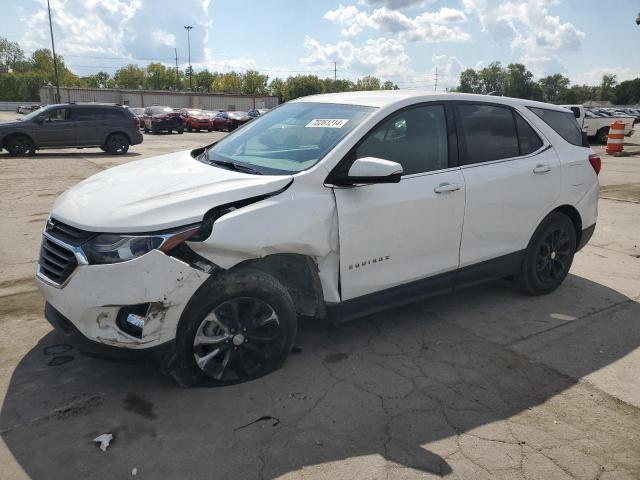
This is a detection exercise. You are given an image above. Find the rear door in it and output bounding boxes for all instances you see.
[455,102,561,279]
[73,107,104,146]
[333,103,466,300]
[33,107,74,147]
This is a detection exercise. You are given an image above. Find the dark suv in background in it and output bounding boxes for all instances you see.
[0,103,143,156]
[142,106,184,134]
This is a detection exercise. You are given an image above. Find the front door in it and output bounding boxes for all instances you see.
[33,107,74,147]
[333,103,466,301]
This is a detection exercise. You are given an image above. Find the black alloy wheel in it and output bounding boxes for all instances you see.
[192,297,286,382]
[105,133,130,154]
[6,135,35,156]
[515,212,576,295]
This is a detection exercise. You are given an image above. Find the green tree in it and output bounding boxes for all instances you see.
[145,62,175,90]
[112,64,145,89]
[83,71,111,88]
[212,71,243,94]
[458,68,482,93]
[538,74,570,103]
[382,80,398,90]
[598,74,617,102]
[478,62,506,95]
[241,70,269,95]
[0,37,24,71]
[504,63,537,99]
[194,69,215,92]
[269,77,286,101]
[614,78,640,105]
[355,75,381,91]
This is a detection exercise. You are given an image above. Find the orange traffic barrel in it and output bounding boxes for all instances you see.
[605,121,625,154]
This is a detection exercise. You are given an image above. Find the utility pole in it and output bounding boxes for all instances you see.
[184,25,193,90]
[174,48,179,90]
[434,67,438,92]
[47,0,61,103]
[334,61,337,83]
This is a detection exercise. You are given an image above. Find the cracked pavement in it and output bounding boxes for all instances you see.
[0,114,639,479]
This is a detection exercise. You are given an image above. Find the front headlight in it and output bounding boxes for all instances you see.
[83,225,202,264]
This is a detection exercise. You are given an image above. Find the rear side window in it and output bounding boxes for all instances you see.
[458,104,519,164]
[528,107,582,146]
[515,112,543,155]
[104,108,127,119]
[75,108,103,121]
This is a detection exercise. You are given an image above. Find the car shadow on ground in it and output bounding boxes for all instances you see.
[1,274,638,479]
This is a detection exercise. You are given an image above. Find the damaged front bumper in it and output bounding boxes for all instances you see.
[36,250,210,351]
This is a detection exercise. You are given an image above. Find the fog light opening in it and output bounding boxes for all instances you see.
[116,303,150,338]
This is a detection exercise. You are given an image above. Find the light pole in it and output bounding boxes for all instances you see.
[184,25,193,90]
[47,0,61,103]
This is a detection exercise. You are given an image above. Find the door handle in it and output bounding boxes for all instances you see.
[533,164,551,174]
[434,182,462,194]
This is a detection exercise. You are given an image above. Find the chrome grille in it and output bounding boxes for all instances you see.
[45,218,95,246]
[38,236,79,285]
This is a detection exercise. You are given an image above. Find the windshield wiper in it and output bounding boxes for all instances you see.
[207,158,263,175]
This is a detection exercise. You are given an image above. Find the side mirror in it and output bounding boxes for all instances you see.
[345,157,403,185]
[36,116,46,124]
[570,107,581,119]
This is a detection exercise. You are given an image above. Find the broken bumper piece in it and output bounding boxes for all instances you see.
[37,250,210,350]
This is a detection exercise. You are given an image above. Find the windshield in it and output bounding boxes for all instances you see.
[149,106,172,115]
[187,110,203,115]
[21,106,50,121]
[205,102,375,174]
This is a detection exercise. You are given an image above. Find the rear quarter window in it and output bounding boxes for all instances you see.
[528,107,583,146]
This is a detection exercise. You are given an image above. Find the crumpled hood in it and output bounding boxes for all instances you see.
[52,149,293,233]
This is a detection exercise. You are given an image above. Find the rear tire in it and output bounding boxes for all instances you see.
[596,127,609,145]
[170,269,297,387]
[177,127,184,134]
[515,212,576,295]
[5,135,35,157]
[104,133,130,154]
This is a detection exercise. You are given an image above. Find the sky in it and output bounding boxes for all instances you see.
[3,0,639,90]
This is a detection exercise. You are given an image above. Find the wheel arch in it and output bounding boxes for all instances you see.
[550,204,582,247]
[1,131,37,149]
[230,253,326,319]
[102,130,132,146]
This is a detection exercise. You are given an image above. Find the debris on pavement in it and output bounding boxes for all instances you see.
[234,415,280,431]
[93,433,113,452]
[132,467,138,476]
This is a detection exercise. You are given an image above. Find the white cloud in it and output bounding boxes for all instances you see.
[324,4,470,42]
[152,29,176,48]
[302,36,411,78]
[462,0,585,73]
[573,67,636,86]
[357,0,432,8]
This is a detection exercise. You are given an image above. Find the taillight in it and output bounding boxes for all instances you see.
[588,154,601,175]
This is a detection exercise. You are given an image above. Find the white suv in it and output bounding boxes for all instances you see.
[36,91,600,386]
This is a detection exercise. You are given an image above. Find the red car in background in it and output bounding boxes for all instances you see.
[211,111,251,131]
[180,109,213,132]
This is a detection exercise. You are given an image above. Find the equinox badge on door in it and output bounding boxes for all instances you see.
[348,256,390,270]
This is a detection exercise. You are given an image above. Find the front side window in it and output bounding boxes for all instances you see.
[43,107,71,122]
[529,107,583,147]
[458,104,519,164]
[205,102,375,174]
[355,104,449,175]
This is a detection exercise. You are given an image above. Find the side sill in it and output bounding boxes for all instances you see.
[325,250,525,324]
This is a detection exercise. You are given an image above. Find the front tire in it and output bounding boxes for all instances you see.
[6,135,35,157]
[515,212,576,295]
[170,269,297,387]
